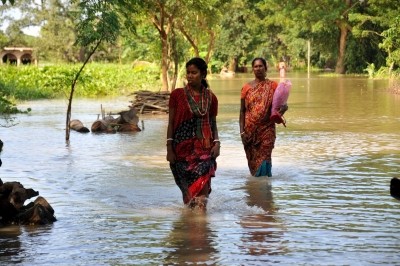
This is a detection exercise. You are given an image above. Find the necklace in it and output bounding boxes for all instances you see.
[186,85,209,116]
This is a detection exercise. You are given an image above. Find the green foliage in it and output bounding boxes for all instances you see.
[214,0,252,66]
[0,65,55,99]
[0,63,161,100]
[349,1,400,74]
[364,63,375,78]
[0,91,25,114]
[345,34,387,74]
[0,78,31,127]
[1,0,14,5]
[0,96,30,114]
[1,0,400,78]
[0,31,8,47]
[380,16,400,69]
[39,1,80,62]
[122,23,161,63]
[75,1,120,47]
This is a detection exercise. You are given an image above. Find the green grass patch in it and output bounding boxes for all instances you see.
[0,63,162,100]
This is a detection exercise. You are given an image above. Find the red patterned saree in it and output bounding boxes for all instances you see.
[169,86,218,204]
[241,79,278,176]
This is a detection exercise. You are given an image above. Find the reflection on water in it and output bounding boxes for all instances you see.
[164,209,218,265]
[1,73,400,265]
[239,178,287,258]
[0,226,22,262]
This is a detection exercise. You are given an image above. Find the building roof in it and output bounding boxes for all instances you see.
[3,47,34,52]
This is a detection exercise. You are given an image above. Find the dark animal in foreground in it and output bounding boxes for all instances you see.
[390,177,400,200]
[0,178,56,225]
[17,196,56,225]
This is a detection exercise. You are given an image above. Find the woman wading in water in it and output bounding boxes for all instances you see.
[166,57,220,209]
[239,57,287,177]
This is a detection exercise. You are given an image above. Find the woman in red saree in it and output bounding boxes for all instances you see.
[239,58,286,177]
[166,58,220,209]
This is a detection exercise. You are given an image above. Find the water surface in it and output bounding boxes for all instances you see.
[1,73,399,265]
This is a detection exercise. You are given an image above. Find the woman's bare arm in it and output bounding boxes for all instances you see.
[166,107,176,163]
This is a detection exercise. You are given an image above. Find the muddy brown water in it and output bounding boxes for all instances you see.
[1,72,399,265]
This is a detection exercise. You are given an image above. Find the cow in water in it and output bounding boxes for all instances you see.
[69,119,90,133]
[91,108,141,133]
[0,179,57,225]
[0,140,57,225]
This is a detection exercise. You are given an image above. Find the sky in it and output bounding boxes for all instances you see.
[1,23,40,37]
[0,7,40,37]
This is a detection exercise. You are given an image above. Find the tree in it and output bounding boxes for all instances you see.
[0,0,78,62]
[0,30,9,47]
[350,0,400,75]
[36,1,80,62]
[174,0,225,63]
[166,0,225,88]
[65,0,140,141]
[136,0,226,91]
[1,0,15,4]
[261,0,367,74]
[246,0,291,67]
[379,16,400,75]
[137,0,174,91]
[4,20,28,46]
[214,0,252,71]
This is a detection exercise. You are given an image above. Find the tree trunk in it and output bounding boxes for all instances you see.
[152,4,170,92]
[335,22,348,74]
[335,0,352,74]
[66,39,102,141]
[177,22,199,57]
[228,57,238,72]
[160,31,169,91]
[170,28,179,91]
[205,30,215,67]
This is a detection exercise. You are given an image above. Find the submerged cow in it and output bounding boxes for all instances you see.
[91,108,141,133]
[70,108,141,133]
[0,141,56,226]
[0,179,57,225]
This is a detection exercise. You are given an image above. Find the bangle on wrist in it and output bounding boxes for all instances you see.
[166,138,173,146]
[213,139,220,147]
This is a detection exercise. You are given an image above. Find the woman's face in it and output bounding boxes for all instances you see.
[252,59,267,79]
[186,64,203,87]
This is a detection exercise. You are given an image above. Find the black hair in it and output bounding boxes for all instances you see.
[251,57,267,70]
[186,57,209,88]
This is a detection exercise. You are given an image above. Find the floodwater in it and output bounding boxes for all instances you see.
[1,72,399,265]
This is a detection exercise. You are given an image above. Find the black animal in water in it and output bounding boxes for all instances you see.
[390,177,400,200]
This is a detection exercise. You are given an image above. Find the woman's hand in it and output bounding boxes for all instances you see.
[279,104,288,115]
[166,146,176,163]
[210,143,220,159]
[241,131,249,145]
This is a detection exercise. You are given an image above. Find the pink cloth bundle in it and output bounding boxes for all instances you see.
[270,79,292,126]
